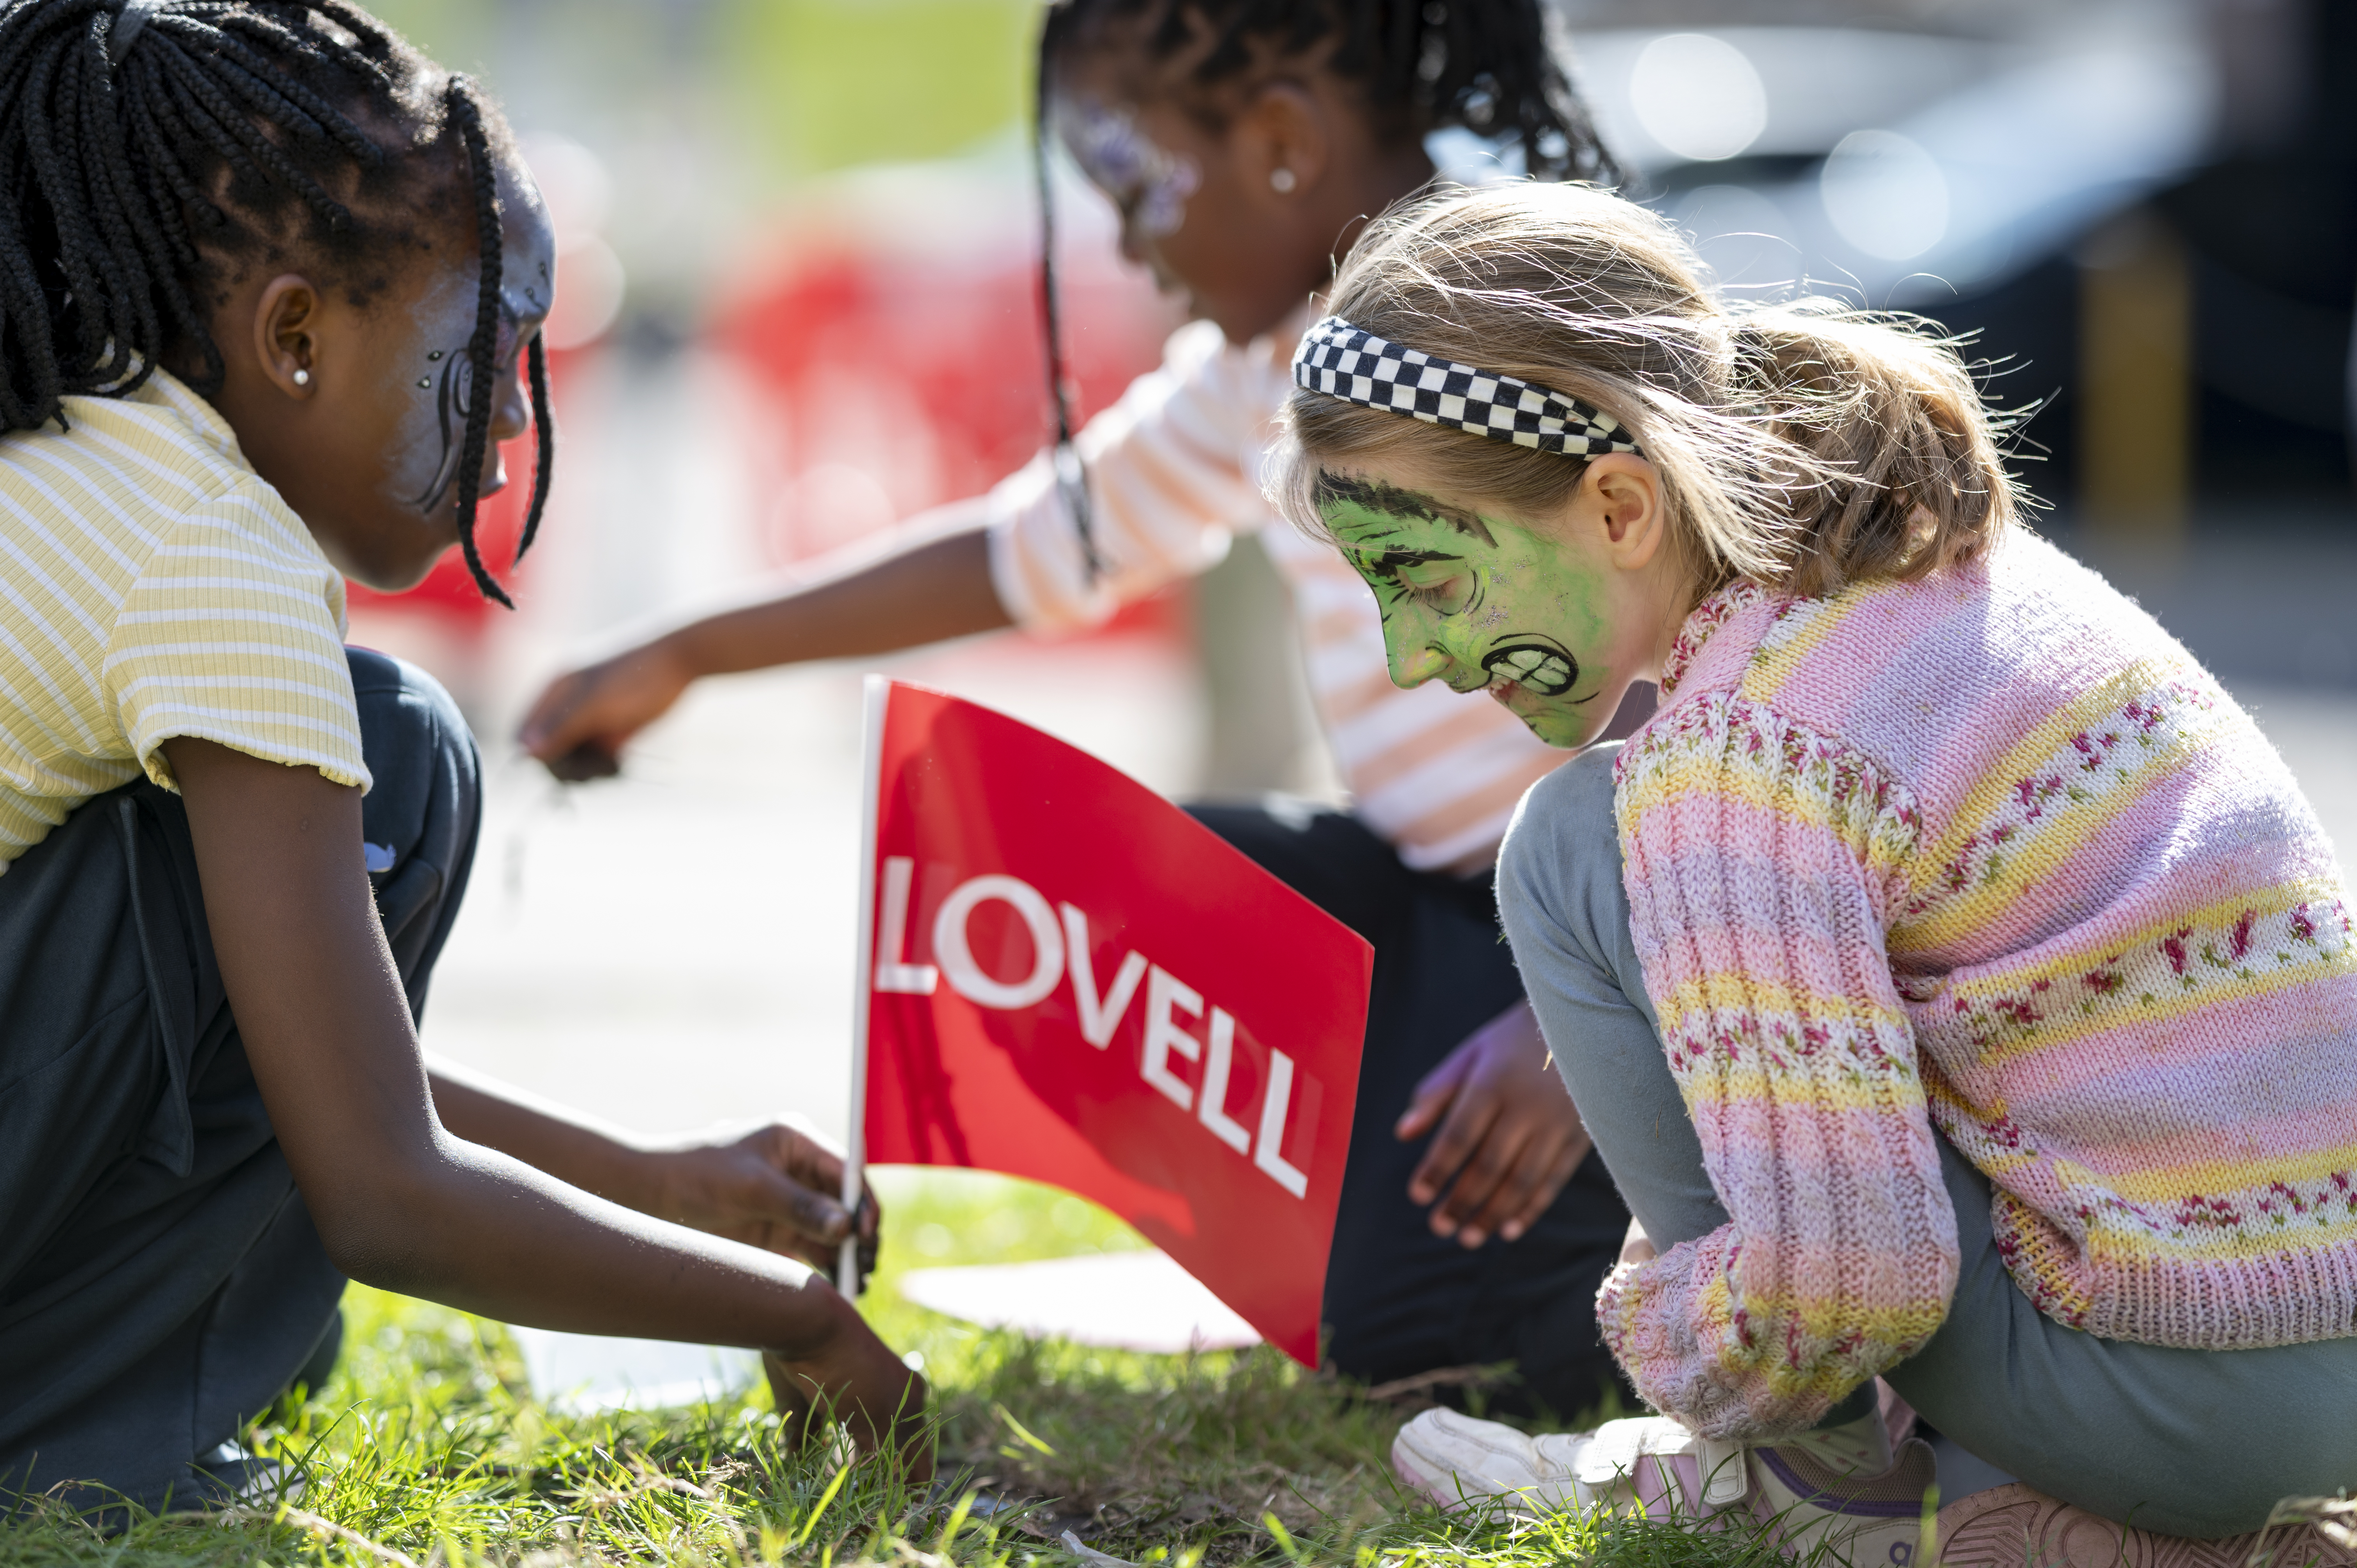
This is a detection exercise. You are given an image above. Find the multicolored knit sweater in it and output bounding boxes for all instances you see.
[1600,528,2357,1439]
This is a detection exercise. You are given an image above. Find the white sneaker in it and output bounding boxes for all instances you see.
[1390,1407,1709,1511]
[1393,1407,1936,1566]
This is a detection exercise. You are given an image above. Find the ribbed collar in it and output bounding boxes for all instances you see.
[1657,581,1772,699]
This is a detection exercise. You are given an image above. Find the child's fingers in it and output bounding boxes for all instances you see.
[1459,1135,1553,1240]
[1487,1137,1584,1243]
[737,1158,853,1248]
[1406,1081,1497,1208]
[852,1189,882,1287]
[521,646,694,764]
[1429,1115,1536,1245]
[543,740,619,782]
[782,1182,854,1245]
[1394,1047,1472,1141]
[517,669,640,764]
[515,671,592,757]
[757,1119,846,1188]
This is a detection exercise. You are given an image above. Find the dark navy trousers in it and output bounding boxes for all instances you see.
[0,649,480,1513]
[1187,801,1630,1417]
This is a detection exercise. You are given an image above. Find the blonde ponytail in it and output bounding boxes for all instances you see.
[1276,184,2029,602]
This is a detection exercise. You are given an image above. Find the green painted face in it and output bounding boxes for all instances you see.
[1318,473,1614,749]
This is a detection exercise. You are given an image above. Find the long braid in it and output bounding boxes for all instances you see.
[513,330,553,564]
[0,0,547,606]
[79,32,165,387]
[1034,0,1099,580]
[27,37,107,373]
[120,60,205,260]
[120,49,224,389]
[441,75,508,608]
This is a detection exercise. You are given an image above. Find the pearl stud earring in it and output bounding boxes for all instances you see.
[292,369,309,386]
[1270,167,1297,193]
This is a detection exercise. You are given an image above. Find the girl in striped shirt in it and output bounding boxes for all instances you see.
[520,0,1642,1417]
[0,0,921,1512]
[1287,182,2357,1558]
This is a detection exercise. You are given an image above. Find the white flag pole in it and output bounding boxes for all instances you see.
[840,674,889,1296]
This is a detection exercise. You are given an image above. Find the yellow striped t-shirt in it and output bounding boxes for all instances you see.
[0,367,369,869]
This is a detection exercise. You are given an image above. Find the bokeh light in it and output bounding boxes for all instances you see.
[1629,33,1767,163]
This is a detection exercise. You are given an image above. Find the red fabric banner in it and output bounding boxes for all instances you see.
[856,681,1372,1366]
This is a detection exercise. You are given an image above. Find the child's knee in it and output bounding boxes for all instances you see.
[348,650,475,779]
[346,648,480,871]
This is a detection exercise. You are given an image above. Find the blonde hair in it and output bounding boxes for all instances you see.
[1275,183,2027,602]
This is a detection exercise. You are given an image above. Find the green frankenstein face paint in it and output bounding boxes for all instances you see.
[1316,473,1613,749]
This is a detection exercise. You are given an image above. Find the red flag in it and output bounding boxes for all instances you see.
[848,679,1372,1366]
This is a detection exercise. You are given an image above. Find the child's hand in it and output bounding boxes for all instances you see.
[1395,998,1593,1248]
[516,638,693,777]
[1619,1218,1657,1267]
[648,1119,880,1280]
[763,1305,932,1479]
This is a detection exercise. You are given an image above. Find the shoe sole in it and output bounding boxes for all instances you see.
[1933,1484,2357,1568]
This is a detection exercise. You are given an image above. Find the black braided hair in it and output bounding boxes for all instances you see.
[1034,0,1098,577]
[442,76,511,607]
[0,0,552,606]
[1031,0,1615,579]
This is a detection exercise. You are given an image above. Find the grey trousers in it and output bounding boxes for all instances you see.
[0,649,480,1516]
[1495,745,2357,1538]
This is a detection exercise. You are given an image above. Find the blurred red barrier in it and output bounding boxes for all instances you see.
[712,239,1173,568]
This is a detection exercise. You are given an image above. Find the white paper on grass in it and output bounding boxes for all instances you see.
[509,1325,761,1414]
[897,1249,1261,1354]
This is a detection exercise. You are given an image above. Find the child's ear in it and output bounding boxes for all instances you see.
[1235,80,1329,200]
[249,273,324,400]
[1585,454,1668,572]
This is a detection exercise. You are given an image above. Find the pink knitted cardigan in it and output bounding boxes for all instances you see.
[1601,528,2357,1439]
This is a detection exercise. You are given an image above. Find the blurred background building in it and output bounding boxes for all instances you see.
[360,0,2356,1146]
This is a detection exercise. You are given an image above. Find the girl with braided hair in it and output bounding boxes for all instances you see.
[0,0,923,1513]
[522,0,1637,1416]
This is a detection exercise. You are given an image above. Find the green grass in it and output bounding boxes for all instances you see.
[0,1172,1782,1568]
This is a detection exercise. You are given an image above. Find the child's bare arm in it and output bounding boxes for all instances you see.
[518,523,1003,772]
[164,735,925,1467]
[426,1060,878,1273]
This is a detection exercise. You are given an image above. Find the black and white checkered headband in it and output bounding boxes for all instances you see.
[1292,316,1643,458]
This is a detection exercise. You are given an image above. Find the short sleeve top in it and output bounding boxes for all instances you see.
[0,368,368,869]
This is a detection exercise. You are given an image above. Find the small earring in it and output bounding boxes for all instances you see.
[1270,167,1297,193]
[292,369,310,386]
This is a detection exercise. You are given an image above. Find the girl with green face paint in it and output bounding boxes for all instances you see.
[1283,182,2357,1556]
[1314,472,1651,750]
[1288,311,1691,756]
